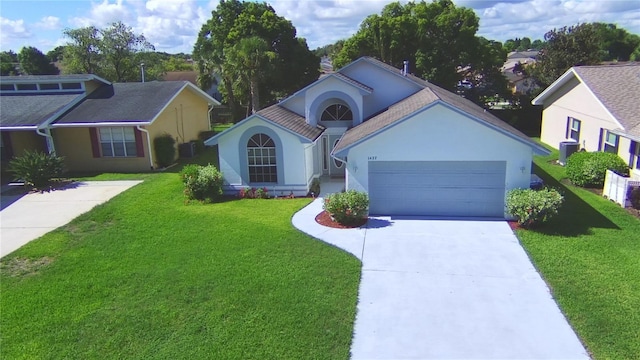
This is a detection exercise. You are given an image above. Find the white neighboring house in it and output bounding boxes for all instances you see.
[532,63,640,179]
[206,57,548,218]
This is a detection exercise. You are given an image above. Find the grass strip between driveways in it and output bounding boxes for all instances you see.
[0,169,361,359]
[517,144,640,359]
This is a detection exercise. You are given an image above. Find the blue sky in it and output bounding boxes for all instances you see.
[1,0,639,54]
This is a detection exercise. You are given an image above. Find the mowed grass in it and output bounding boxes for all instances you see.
[0,171,361,359]
[518,144,640,359]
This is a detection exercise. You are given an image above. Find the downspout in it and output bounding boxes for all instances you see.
[137,125,154,169]
[36,127,56,155]
[207,104,214,130]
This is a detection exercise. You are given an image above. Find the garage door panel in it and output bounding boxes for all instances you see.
[368,161,506,217]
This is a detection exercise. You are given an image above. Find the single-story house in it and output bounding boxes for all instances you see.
[206,57,548,218]
[532,63,640,179]
[0,74,220,172]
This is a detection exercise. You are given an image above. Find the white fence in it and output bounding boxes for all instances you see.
[603,170,640,207]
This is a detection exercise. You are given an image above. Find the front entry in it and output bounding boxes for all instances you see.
[322,135,345,177]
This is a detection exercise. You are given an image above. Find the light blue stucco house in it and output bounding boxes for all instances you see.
[206,57,548,218]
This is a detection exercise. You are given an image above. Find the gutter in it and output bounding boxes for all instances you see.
[136,125,154,169]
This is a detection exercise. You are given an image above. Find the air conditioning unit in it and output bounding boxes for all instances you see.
[179,142,196,158]
[559,141,579,165]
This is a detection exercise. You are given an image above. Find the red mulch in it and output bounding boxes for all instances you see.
[507,220,523,231]
[315,210,367,229]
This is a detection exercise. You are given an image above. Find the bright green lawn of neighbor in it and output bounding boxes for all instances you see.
[519,144,640,359]
[0,158,361,359]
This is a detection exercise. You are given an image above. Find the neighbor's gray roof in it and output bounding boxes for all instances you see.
[257,105,324,141]
[573,64,640,137]
[333,58,540,154]
[54,81,188,125]
[0,74,110,84]
[0,93,82,127]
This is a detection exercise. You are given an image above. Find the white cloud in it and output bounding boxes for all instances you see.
[0,17,31,43]
[70,0,132,28]
[36,16,61,30]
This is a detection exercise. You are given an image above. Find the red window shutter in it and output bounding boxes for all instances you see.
[89,128,101,158]
[134,128,144,157]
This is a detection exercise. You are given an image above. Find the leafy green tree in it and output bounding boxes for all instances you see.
[590,22,640,61]
[531,24,601,87]
[61,22,154,82]
[18,46,59,75]
[333,0,505,97]
[193,0,319,119]
[530,39,545,50]
[0,51,18,75]
[46,46,66,62]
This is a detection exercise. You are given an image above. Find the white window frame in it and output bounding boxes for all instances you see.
[568,118,581,142]
[602,130,619,154]
[99,127,137,157]
[247,133,277,183]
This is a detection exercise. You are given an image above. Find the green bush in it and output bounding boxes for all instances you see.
[506,187,564,228]
[154,133,176,168]
[8,150,64,188]
[180,164,223,201]
[629,187,640,210]
[323,190,369,225]
[566,151,629,187]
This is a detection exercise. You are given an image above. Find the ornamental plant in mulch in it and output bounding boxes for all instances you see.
[322,190,369,226]
[565,151,629,187]
[179,164,223,202]
[238,187,271,199]
[506,187,564,228]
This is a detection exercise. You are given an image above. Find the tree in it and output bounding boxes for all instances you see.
[46,46,66,62]
[333,0,506,97]
[0,51,18,75]
[193,0,319,119]
[18,46,59,75]
[590,22,640,61]
[531,24,601,87]
[61,22,154,82]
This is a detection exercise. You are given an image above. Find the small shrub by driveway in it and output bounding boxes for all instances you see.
[506,187,564,227]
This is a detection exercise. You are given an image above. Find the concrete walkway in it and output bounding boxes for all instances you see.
[292,198,590,360]
[0,181,142,258]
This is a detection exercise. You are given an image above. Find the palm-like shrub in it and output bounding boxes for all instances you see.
[8,150,64,188]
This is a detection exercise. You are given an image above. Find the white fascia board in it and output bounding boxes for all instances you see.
[0,126,38,130]
[51,121,150,128]
[531,68,576,105]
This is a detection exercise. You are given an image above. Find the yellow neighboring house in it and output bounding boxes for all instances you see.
[0,74,220,173]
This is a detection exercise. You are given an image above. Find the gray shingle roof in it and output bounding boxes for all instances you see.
[0,93,82,127]
[573,64,640,137]
[54,81,188,124]
[334,58,538,153]
[257,105,324,141]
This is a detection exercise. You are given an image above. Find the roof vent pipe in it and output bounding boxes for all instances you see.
[403,60,409,76]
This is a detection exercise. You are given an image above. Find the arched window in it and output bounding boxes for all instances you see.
[247,133,277,183]
[321,104,353,121]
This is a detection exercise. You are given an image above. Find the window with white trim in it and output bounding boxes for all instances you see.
[602,130,619,154]
[99,127,137,157]
[247,133,277,183]
[568,118,581,142]
[321,104,353,121]
[633,141,640,169]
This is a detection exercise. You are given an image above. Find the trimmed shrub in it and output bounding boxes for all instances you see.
[566,151,629,187]
[629,186,640,210]
[180,164,223,201]
[239,187,270,199]
[323,190,369,225]
[8,150,64,188]
[154,133,176,168]
[506,187,564,228]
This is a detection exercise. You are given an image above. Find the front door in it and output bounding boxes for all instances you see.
[322,135,345,177]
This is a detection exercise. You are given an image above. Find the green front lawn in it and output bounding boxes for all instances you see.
[519,145,640,359]
[0,165,361,358]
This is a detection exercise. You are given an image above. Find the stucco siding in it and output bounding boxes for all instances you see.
[540,81,620,151]
[280,95,305,116]
[305,77,364,126]
[5,131,47,157]
[344,104,533,217]
[216,117,312,195]
[341,61,422,119]
[53,127,150,172]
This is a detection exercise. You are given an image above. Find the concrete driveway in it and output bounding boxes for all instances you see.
[293,199,589,360]
[0,180,141,258]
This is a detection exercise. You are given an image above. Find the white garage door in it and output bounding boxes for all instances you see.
[368,161,506,217]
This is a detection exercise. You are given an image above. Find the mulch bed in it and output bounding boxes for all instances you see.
[315,210,367,229]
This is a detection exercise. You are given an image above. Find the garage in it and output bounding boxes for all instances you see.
[368,161,506,217]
